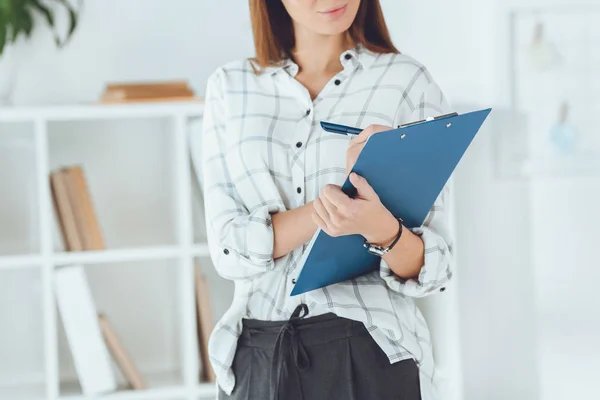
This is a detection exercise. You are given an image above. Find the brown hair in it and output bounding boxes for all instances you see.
[249,0,399,70]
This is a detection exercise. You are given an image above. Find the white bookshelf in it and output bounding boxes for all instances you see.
[0,101,228,400]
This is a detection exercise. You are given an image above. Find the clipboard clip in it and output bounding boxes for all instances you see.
[397,112,458,129]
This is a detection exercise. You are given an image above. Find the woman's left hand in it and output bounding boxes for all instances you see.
[346,124,393,176]
[312,172,398,244]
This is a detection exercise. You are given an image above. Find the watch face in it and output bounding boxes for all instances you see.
[368,247,385,257]
[364,241,387,256]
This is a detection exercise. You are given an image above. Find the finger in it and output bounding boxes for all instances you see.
[311,210,330,233]
[321,184,353,211]
[313,197,331,226]
[320,193,337,215]
[349,172,378,199]
[354,124,393,143]
[320,194,344,225]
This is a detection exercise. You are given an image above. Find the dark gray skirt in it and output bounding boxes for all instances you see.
[218,304,422,400]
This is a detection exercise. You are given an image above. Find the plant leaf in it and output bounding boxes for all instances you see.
[22,6,34,37]
[29,1,55,27]
[54,0,78,45]
[29,0,62,45]
[0,1,10,17]
[12,1,34,38]
[0,25,6,57]
[2,0,12,41]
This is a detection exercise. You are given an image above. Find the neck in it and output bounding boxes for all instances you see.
[291,27,355,75]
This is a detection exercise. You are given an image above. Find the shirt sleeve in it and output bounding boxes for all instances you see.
[201,69,279,281]
[380,73,455,297]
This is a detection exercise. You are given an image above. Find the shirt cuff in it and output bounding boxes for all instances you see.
[209,205,277,281]
[379,225,453,298]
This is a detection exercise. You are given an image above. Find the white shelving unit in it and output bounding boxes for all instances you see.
[0,102,228,400]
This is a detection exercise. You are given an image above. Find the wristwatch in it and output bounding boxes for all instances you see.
[363,217,403,257]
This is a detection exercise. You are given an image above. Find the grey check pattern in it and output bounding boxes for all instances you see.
[201,45,454,400]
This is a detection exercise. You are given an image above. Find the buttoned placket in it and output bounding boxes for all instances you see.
[282,50,360,293]
[277,65,312,292]
[284,48,359,195]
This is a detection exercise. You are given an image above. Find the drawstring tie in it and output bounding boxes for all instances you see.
[269,303,310,400]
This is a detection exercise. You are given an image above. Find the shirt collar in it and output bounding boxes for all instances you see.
[342,43,379,70]
[261,44,379,77]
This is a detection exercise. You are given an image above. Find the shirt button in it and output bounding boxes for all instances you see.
[297,187,302,194]
[334,79,341,86]
[344,53,352,60]
[223,248,229,255]
[296,141,302,148]
[305,109,311,116]
[292,278,297,284]
[440,287,446,292]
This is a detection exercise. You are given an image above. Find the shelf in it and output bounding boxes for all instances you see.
[52,245,183,266]
[56,383,215,400]
[58,368,216,400]
[0,100,225,400]
[59,385,188,400]
[49,244,208,266]
[191,243,210,257]
[59,364,184,399]
[0,244,209,269]
[0,101,204,123]
[0,254,42,270]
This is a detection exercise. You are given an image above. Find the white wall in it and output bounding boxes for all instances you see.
[12,0,255,105]
[383,2,538,399]
[381,0,499,105]
[384,1,600,400]
[452,106,539,400]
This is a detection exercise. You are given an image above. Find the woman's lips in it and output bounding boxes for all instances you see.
[319,4,348,19]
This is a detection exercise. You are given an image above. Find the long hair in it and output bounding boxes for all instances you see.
[249,0,399,71]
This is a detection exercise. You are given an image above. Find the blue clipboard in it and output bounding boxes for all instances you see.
[290,108,492,296]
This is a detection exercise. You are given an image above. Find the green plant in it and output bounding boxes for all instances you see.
[0,0,80,56]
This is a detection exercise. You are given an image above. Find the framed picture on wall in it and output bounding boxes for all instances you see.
[509,5,600,178]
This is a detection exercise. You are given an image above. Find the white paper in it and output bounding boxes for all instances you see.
[54,265,117,395]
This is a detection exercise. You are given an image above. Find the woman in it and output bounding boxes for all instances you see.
[201,1,453,399]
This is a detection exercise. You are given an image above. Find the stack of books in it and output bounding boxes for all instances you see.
[99,81,202,104]
[51,165,146,394]
[50,165,104,252]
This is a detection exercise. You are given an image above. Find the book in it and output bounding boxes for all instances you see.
[194,266,216,382]
[99,80,202,104]
[54,265,117,395]
[106,80,190,93]
[50,170,83,251]
[63,166,105,251]
[98,313,146,390]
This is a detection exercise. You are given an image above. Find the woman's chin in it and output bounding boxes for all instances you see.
[312,20,355,36]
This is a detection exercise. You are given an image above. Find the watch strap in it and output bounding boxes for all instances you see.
[363,217,403,256]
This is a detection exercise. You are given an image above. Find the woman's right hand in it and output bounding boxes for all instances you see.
[345,124,393,176]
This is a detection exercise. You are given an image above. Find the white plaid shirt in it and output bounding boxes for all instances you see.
[201,45,454,400]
